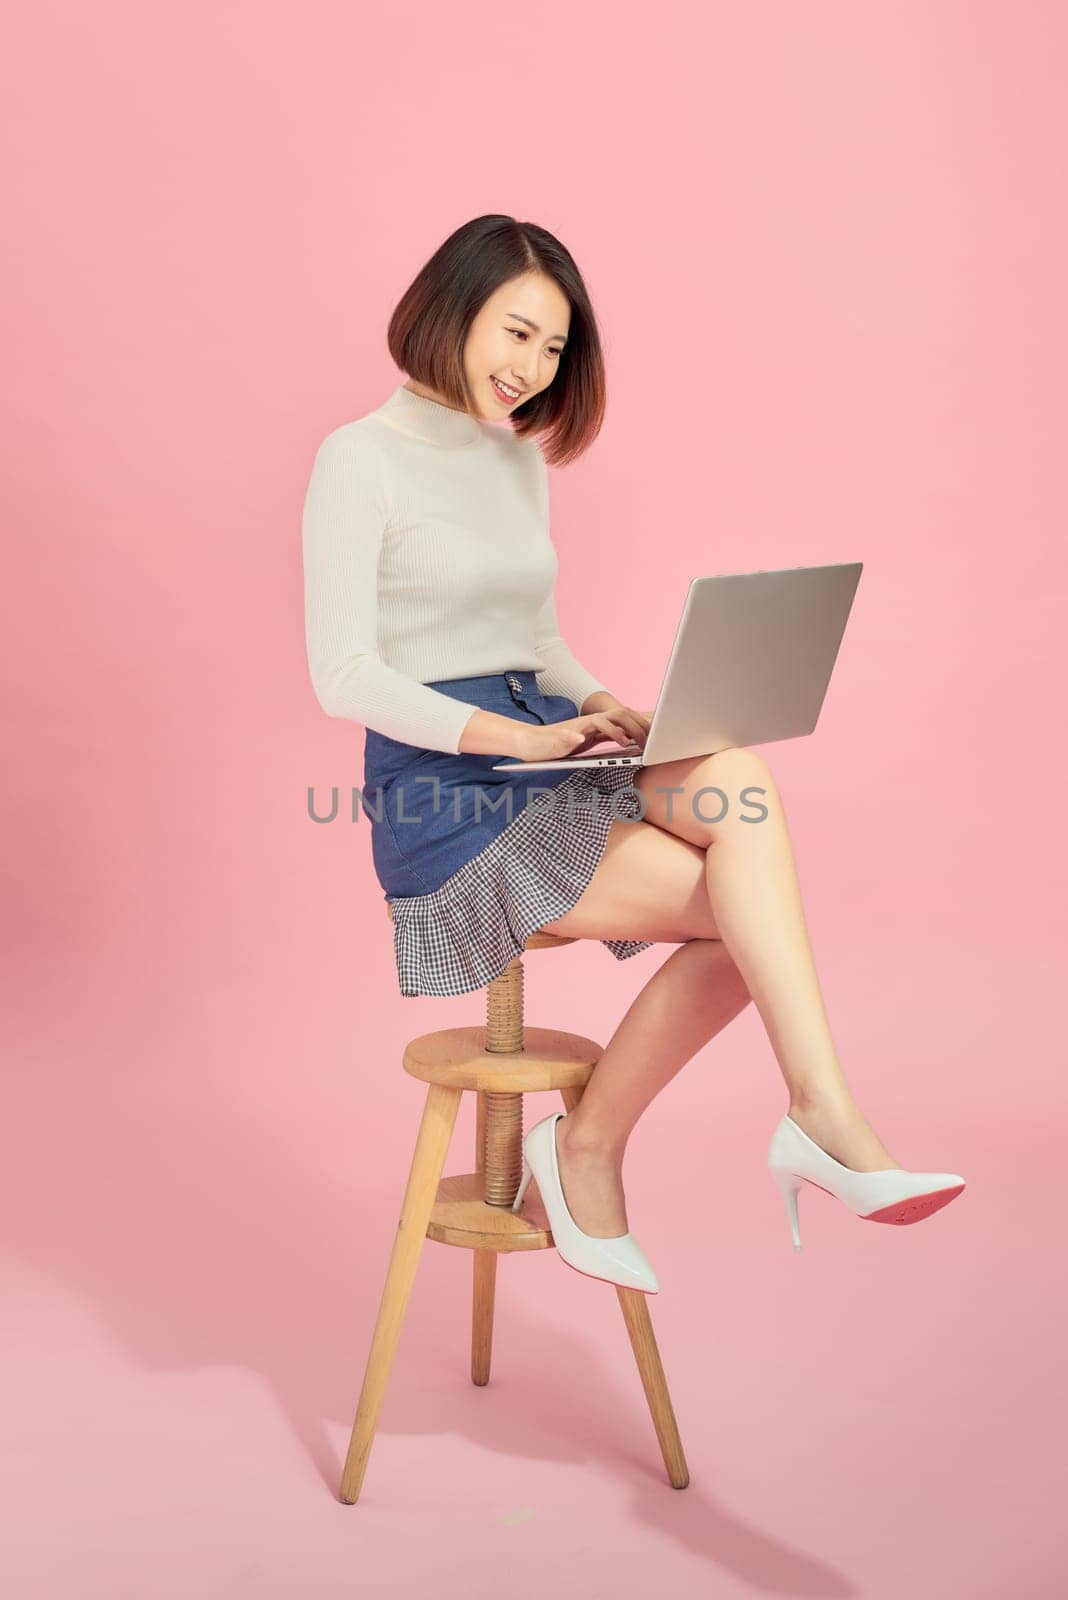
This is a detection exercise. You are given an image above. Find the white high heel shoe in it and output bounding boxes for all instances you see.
[768,1113,966,1252]
[512,1112,660,1294]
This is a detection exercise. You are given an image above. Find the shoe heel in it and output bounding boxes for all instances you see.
[512,1158,532,1214]
[771,1168,804,1252]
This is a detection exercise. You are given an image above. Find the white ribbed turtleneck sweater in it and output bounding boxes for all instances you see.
[301,383,610,753]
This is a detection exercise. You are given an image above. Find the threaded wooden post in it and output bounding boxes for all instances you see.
[480,1091,524,1206]
[484,956,524,1054]
[481,956,525,1206]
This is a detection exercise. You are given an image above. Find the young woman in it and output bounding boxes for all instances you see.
[302,214,965,1293]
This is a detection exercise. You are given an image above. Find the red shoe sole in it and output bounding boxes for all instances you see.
[861,1184,965,1225]
[795,1175,965,1225]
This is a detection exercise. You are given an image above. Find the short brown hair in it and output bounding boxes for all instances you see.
[386,214,606,467]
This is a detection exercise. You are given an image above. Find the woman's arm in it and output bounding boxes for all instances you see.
[301,427,476,754]
[580,688,625,714]
[528,439,623,716]
[531,586,615,711]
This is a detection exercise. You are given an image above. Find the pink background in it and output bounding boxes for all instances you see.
[4,2,1066,1595]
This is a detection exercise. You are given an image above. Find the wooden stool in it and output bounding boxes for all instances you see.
[338,904,689,1503]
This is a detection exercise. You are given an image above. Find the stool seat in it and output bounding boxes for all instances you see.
[386,899,574,951]
[403,1024,601,1092]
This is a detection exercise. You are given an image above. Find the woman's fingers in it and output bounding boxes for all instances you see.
[570,710,647,750]
[600,715,640,745]
[610,711,646,744]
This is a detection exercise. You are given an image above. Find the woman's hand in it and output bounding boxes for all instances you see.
[513,706,653,763]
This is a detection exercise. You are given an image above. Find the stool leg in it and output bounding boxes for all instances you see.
[339,1082,462,1504]
[614,1288,690,1489]
[471,1249,497,1387]
[471,1091,496,1386]
[560,1083,690,1491]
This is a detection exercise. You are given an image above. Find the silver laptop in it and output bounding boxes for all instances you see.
[492,562,863,771]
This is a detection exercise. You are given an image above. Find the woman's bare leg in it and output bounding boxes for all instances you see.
[554,938,750,1236]
[636,748,901,1176]
[538,748,901,1238]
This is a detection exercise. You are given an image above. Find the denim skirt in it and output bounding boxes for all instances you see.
[360,669,655,997]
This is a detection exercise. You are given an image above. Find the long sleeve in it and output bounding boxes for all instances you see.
[529,442,611,711]
[532,586,612,711]
[301,427,477,754]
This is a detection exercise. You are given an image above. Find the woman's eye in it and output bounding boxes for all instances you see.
[508,328,562,357]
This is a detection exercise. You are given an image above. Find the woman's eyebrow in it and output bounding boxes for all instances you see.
[506,313,568,344]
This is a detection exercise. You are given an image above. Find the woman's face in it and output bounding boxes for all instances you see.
[462,272,571,422]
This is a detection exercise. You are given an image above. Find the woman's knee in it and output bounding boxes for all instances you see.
[637,746,770,846]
